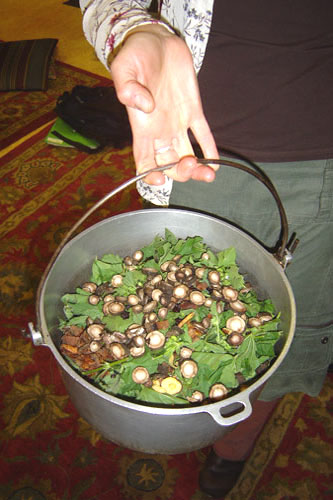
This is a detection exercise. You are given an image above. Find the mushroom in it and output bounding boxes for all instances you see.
[107,301,125,315]
[229,300,247,314]
[103,294,115,303]
[88,294,100,305]
[152,288,163,302]
[248,317,262,327]
[132,366,150,384]
[227,332,244,346]
[258,313,273,323]
[180,359,198,378]
[225,315,246,334]
[208,270,220,285]
[195,267,206,279]
[222,286,239,302]
[132,249,144,263]
[173,284,189,300]
[209,383,228,401]
[180,347,193,359]
[189,290,206,306]
[130,346,145,357]
[187,391,205,403]
[127,294,140,306]
[111,274,123,287]
[146,330,166,349]
[87,323,104,339]
[89,340,101,352]
[82,282,97,293]
[109,342,127,360]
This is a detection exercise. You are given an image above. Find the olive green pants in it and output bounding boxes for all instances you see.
[170,158,333,400]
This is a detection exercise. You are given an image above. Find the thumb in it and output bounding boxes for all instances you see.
[116,80,155,113]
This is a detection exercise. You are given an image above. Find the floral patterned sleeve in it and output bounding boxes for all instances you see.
[79,0,175,70]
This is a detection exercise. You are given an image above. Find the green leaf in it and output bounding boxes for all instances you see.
[139,386,188,405]
[90,258,122,285]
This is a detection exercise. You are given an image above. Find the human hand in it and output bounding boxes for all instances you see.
[110,24,219,185]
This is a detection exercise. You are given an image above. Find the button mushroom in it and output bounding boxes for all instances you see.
[222,286,239,302]
[187,391,205,403]
[209,383,228,401]
[87,323,104,340]
[109,343,127,360]
[111,274,123,287]
[225,315,246,334]
[180,359,198,378]
[146,330,166,349]
[132,366,150,384]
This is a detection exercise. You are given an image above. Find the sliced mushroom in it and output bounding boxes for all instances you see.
[189,290,206,306]
[87,323,104,340]
[173,284,189,300]
[82,282,97,293]
[208,270,220,285]
[127,294,140,306]
[107,301,125,315]
[187,391,205,403]
[248,317,262,327]
[132,249,144,263]
[109,342,127,360]
[222,286,239,302]
[132,366,150,384]
[229,300,247,314]
[180,347,193,359]
[227,332,244,346]
[209,383,228,401]
[88,294,100,305]
[225,315,246,334]
[130,346,145,357]
[146,330,166,349]
[111,274,123,287]
[180,359,198,378]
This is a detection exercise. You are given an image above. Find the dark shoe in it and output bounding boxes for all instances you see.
[199,449,245,498]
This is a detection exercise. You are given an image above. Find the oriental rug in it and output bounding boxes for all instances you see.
[0,62,332,500]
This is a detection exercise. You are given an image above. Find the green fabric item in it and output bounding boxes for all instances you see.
[0,39,58,91]
[170,157,333,400]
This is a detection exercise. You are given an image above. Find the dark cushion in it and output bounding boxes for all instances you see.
[0,39,58,91]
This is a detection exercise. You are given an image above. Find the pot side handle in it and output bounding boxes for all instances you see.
[204,394,252,427]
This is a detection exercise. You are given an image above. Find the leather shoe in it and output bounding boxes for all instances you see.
[199,449,245,498]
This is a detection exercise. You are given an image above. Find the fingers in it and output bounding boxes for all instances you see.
[191,116,220,168]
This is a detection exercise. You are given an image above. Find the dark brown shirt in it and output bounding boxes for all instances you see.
[198,0,333,162]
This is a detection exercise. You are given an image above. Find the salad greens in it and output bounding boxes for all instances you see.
[59,229,281,407]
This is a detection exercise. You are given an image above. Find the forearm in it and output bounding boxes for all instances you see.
[79,0,174,70]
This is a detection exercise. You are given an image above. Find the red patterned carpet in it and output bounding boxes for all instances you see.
[0,62,332,500]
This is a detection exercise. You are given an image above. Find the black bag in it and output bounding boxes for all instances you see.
[55,85,132,152]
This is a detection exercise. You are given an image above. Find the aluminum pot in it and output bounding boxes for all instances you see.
[29,160,296,454]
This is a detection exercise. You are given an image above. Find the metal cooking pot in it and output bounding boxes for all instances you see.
[29,159,296,454]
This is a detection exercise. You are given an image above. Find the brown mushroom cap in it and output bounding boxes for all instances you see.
[180,359,198,378]
[87,323,104,339]
[222,286,239,302]
[82,282,97,293]
[109,342,127,360]
[209,383,228,400]
[225,315,246,334]
[111,274,123,287]
[146,330,166,349]
[189,290,206,306]
[132,366,150,384]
